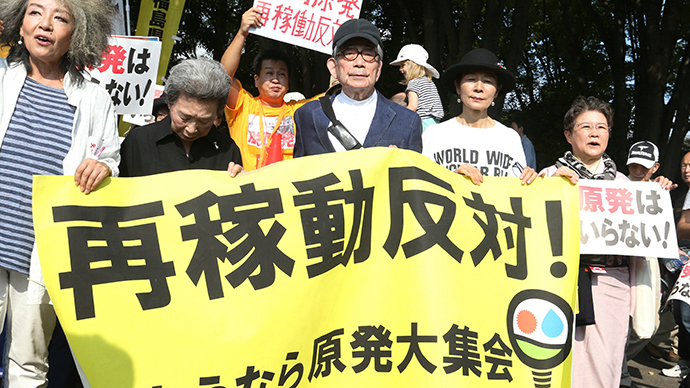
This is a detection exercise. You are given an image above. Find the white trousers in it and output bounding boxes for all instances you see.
[0,268,56,388]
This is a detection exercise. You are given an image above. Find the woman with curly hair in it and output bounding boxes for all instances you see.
[0,0,119,385]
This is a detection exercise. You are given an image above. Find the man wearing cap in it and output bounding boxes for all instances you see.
[619,141,678,386]
[627,141,661,181]
[293,19,422,156]
[623,141,676,190]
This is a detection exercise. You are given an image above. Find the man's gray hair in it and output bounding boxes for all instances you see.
[165,59,232,111]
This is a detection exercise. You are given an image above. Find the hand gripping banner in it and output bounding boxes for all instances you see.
[33,148,580,388]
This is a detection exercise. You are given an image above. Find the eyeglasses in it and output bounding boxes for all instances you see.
[575,122,610,133]
[681,163,690,170]
[337,47,379,63]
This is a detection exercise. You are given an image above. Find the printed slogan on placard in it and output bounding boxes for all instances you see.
[249,0,363,54]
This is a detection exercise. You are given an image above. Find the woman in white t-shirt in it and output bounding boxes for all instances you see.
[422,48,536,185]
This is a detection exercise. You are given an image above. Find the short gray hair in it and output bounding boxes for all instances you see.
[563,96,614,133]
[165,59,232,112]
[0,0,117,86]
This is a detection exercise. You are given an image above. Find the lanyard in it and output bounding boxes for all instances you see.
[256,103,287,169]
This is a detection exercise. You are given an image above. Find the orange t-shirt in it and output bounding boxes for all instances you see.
[225,80,320,170]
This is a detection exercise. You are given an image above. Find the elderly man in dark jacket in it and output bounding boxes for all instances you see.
[294,19,422,156]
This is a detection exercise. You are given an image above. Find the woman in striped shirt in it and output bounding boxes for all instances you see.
[0,0,120,385]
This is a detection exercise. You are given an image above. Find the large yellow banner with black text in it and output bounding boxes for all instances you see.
[34,148,580,388]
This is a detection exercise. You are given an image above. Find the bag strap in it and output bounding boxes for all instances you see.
[319,96,340,125]
[319,96,362,150]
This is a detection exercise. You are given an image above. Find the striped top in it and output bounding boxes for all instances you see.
[0,77,74,274]
[407,77,444,121]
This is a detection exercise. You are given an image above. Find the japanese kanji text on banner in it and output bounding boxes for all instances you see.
[89,36,162,115]
[34,149,580,387]
[577,180,678,257]
[250,0,363,54]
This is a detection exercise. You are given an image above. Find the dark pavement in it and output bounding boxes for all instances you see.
[628,340,684,388]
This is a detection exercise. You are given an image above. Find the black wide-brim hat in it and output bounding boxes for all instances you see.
[441,48,516,94]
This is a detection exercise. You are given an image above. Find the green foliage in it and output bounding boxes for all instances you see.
[131,0,690,177]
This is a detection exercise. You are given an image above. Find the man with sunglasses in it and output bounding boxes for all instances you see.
[293,19,422,156]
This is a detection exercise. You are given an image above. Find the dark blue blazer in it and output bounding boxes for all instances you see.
[293,90,422,157]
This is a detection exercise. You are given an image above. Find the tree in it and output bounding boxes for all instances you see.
[625,0,689,180]
[135,0,690,178]
[505,0,690,176]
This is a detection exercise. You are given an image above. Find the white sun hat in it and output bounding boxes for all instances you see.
[390,44,440,79]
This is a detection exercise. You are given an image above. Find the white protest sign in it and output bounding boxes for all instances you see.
[89,36,161,115]
[250,0,363,54]
[666,263,690,308]
[578,180,678,258]
[122,85,165,126]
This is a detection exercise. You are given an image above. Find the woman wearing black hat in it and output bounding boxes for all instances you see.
[422,48,536,185]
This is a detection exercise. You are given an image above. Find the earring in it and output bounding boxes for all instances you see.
[491,101,495,107]
[457,98,462,104]
[18,37,23,45]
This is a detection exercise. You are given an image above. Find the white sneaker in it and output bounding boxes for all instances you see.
[662,365,690,378]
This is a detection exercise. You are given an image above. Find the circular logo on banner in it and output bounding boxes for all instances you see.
[506,289,574,370]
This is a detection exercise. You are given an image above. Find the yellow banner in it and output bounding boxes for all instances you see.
[135,0,186,84]
[34,148,580,388]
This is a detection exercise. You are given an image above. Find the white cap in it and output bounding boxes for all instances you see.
[390,44,440,79]
[283,92,305,103]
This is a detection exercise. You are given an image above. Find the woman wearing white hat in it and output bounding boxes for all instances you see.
[422,48,537,185]
[390,44,444,130]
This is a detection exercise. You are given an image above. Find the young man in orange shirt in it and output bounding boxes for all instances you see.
[221,7,320,170]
